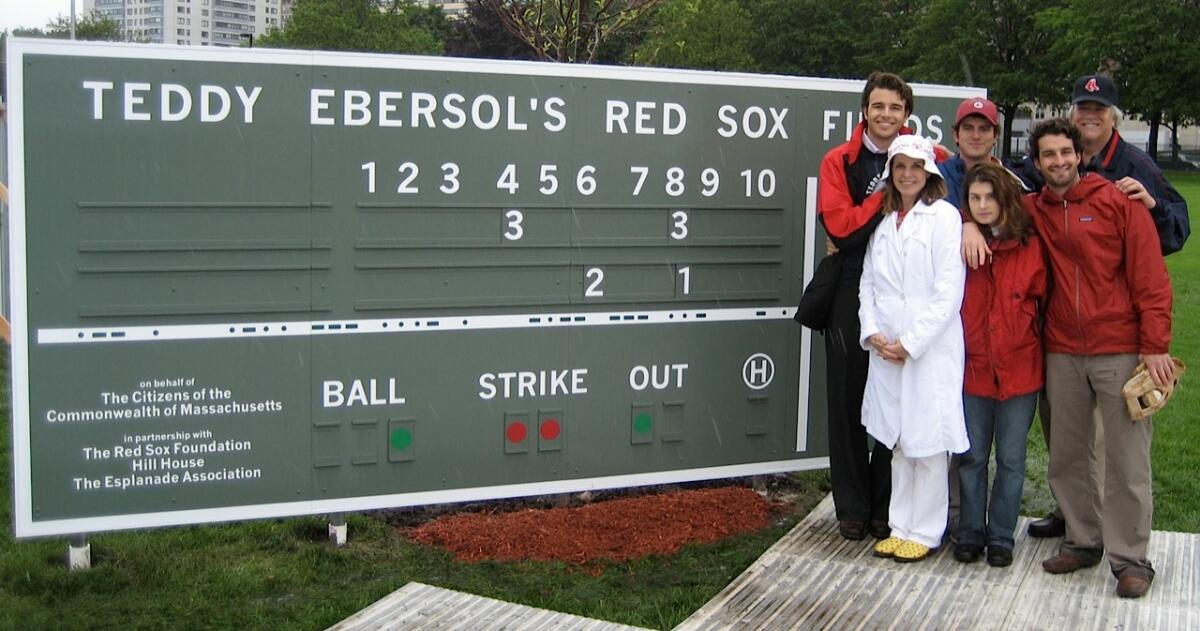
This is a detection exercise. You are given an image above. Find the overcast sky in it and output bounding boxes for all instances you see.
[1,1,75,33]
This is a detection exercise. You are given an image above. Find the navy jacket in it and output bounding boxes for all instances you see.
[1015,131,1190,255]
[940,155,1030,211]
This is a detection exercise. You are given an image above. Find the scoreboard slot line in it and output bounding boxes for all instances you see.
[354,259,781,270]
[36,306,796,344]
[573,239,784,247]
[353,202,784,211]
[352,292,778,310]
[355,261,572,270]
[78,201,331,212]
[569,260,783,266]
[568,205,784,212]
[77,301,332,318]
[352,241,784,249]
[356,202,568,210]
[79,239,333,252]
[77,264,332,274]
[354,297,568,310]
[354,240,563,249]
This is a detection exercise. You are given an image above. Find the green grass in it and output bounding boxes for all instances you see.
[1020,170,1200,532]
[2,171,1198,630]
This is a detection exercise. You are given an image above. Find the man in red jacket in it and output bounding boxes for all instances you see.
[816,71,914,541]
[1023,118,1175,599]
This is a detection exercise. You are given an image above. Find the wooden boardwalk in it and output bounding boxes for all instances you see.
[331,495,1199,630]
[676,495,1200,630]
[327,581,652,631]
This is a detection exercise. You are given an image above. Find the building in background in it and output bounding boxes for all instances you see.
[84,0,293,47]
[425,0,466,18]
[84,0,464,48]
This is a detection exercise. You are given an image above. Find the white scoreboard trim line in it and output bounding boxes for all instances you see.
[36,306,797,344]
[797,177,819,453]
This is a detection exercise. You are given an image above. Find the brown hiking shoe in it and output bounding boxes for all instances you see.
[1116,572,1152,598]
[1042,552,1099,574]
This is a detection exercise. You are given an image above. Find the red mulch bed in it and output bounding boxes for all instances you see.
[407,486,774,565]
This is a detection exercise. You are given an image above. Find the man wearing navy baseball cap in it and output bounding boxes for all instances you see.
[1020,74,1189,256]
[1023,74,1191,543]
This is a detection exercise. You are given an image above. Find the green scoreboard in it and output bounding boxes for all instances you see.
[4,38,980,537]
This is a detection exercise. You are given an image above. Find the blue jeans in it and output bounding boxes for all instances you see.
[956,392,1037,550]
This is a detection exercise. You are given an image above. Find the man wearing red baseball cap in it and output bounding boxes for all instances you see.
[941,97,1000,206]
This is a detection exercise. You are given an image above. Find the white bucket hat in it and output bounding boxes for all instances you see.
[881,135,942,181]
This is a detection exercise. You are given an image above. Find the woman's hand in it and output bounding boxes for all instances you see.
[868,334,905,364]
[880,340,909,364]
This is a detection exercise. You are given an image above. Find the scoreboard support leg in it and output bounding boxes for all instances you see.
[67,535,91,571]
[328,514,348,547]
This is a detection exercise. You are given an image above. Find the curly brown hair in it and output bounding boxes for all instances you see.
[962,163,1033,242]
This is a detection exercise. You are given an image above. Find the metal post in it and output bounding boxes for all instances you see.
[68,534,91,571]
[70,1,77,40]
[328,513,348,547]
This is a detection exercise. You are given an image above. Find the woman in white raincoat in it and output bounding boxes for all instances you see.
[859,135,968,562]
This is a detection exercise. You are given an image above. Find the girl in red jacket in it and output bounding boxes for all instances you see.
[953,163,1047,567]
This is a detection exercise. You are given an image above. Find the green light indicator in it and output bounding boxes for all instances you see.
[633,413,653,434]
[390,427,413,450]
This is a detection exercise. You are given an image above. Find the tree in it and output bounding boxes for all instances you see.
[9,10,122,41]
[257,0,445,55]
[746,0,869,78]
[904,0,1065,160]
[632,0,756,71]
[445,0,540,59]
[480,0,663,63]
[1039,0,1200,160]
[744,0,935,80]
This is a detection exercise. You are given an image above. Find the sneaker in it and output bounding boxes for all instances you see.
[893,540,932,563]
[986,546,1013,567]
[954,543,983,563]
[873,536,904,558]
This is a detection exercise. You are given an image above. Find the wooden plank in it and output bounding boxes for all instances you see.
[678,494,1200,630]
[327,582,652,631]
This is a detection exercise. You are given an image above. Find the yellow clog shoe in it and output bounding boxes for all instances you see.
[893,540,932,563]
[873,536,904,558]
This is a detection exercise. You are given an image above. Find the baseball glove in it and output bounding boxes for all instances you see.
[1122,357,1185,421]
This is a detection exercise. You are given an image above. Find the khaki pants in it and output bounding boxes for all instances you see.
[1045,353,1153,577]
[1038,391,1105,521]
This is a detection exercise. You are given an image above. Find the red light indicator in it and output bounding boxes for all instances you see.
[506,421,528,443]
[540,418,561,440]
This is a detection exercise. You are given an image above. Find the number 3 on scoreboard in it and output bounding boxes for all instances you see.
[670,210,688,240]
[503,209,524,241]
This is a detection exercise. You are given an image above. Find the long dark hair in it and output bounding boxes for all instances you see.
[962,163,1033,242]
